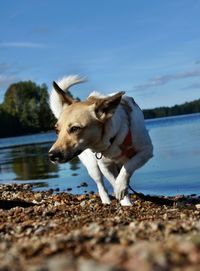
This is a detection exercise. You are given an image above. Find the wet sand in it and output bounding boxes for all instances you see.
[0,183,200,271]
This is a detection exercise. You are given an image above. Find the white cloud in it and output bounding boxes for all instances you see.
[133,70,200,91]
[0,42,45,48]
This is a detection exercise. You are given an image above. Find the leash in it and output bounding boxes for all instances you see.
[128,184,175,206]
[128,184,137,194]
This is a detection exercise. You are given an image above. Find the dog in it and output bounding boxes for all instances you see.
[48,75,153,206]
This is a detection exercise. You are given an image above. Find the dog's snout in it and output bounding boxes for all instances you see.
[48,150,63,163]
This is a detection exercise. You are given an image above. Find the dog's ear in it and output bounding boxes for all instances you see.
[52,81,75,105]
[92,92,125,121]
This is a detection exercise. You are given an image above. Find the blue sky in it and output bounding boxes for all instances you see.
[0,0,200,109]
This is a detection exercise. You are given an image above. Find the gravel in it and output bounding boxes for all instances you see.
[0,183,200,271]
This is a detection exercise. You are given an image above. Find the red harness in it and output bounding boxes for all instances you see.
[115,129,137,159]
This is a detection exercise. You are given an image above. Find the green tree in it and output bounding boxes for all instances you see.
[143,99,200,119]
[0,81,56,137]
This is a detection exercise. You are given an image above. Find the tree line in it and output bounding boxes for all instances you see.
[0,81,55,138]
[0,80,199,138]
[143,99,200,119]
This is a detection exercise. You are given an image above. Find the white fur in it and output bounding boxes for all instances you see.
[89,91,106,98]
[49,75,85,118]
[49,75,153,206]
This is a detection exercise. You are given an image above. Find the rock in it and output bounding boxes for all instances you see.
[80,182,88,187]
[34,193,42,202]
[79,259,116,271]
[195,204,200,210]
[180,213,187,219]
[37,255,76,271]
[80,201,86,208]
[77,194,86,201]
[163,213,168,220]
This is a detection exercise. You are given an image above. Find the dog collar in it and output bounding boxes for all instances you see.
[95,152,103,160]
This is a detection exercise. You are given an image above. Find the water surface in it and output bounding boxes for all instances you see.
[0,113,200,196]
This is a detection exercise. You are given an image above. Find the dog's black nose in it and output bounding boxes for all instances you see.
[48,150,63,163]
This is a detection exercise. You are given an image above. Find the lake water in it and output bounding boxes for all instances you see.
[0,113,200,196]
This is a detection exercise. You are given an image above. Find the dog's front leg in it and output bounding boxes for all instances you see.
[97,159,132,206]
[114,167,130,201]
[79,151,111,204]
[114,147,153,200]
[97,159,118,187]
[86,166,111,205]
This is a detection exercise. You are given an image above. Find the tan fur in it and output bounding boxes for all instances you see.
[49,90,124,163]
[57,102,102,144]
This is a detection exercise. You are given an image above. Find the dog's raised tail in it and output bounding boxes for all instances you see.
[49,75,86,119]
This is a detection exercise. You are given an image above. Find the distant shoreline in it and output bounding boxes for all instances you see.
[0,112,200,141]
[145,111,200,123]
[143,98,200,119]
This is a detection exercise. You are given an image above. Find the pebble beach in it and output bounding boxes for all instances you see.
[0,183,200,271]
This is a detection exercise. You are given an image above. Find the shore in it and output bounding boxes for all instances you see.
[0,184,200,271]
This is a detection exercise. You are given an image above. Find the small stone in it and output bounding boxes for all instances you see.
[80,182,88,187]
[77,194,86,201]
[180,213,187,219]
[195,204,200,210]
[35,226,46,235]
[163,213,168,220]
[23,184,31,190]
[34,193,42,202]
[15,225,23,234]
[80,201,86,207]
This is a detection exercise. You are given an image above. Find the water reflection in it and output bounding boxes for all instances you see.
[0,142,81,183]
[69,157,80,176]
[11,143,59,180]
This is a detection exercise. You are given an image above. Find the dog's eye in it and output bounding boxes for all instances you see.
[69,126,82,134]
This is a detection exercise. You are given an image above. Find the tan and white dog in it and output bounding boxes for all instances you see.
[49,75,153,206]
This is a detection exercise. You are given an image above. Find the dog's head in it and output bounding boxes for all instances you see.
[49,77,124,163]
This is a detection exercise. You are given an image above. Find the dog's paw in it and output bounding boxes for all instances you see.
[101,198,111,205]
[99,192,111,204]
[120,195,133,206]
[114,181,128,200]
